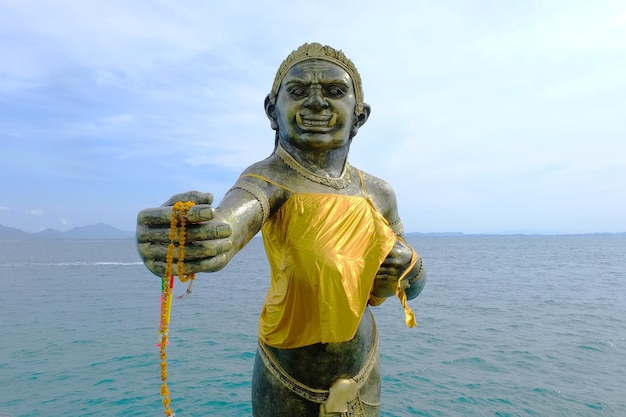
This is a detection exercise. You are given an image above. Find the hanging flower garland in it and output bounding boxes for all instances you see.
[159,201,196,416]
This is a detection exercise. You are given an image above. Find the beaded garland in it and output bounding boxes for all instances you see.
[159,200,196,416]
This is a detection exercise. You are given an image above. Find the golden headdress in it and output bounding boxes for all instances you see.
[269,42,365,116]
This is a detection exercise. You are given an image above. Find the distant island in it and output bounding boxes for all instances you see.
[0,223,134,240]
[1,224,624,241]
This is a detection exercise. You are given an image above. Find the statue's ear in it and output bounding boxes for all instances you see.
[351,103,371,138]
[264,94,278,131]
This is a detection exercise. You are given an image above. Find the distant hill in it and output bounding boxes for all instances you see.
[0,225,32,240]
[0,223,134,240]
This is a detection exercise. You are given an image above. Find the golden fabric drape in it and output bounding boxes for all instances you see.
[240,172,416,349]
[259,191,396,348]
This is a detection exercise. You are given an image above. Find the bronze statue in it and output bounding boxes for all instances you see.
[137,42,427,417]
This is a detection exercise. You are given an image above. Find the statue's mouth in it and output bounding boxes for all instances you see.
[296,113,337,132]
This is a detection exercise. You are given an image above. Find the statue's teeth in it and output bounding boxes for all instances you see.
[296,114,336,127]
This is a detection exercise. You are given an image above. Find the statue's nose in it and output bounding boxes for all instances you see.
[304,88,329,111]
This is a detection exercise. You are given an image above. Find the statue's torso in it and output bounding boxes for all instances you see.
[245,154,391,416]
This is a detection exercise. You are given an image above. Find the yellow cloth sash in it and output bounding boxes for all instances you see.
[241,172,414,349]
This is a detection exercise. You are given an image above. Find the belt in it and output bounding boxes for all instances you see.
[257,321,379,415]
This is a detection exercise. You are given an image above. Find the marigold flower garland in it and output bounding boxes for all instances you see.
[159,201,196,417]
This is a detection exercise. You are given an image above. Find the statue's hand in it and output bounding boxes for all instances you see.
[372,240,413,298]
[136,191,233,277]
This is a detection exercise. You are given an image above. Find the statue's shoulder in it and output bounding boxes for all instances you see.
[353,167,399,220]
[233,153,292,204]
[239,152,284,179]
[354,168,396,200]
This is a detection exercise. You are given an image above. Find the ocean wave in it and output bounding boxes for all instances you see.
[0,261,144,267]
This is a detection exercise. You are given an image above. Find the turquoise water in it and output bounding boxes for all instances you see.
[0,236,625,416]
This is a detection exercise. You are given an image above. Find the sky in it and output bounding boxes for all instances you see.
[1,0,625,234]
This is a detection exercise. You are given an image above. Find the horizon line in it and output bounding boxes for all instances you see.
[1,223,625,238]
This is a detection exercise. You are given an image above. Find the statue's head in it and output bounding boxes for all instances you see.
[266,43,370,147]
[268,43,365,116]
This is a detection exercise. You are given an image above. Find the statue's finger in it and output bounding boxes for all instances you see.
[136,224,171,243]
[193,192,214,205]
[375,269,397,281]
[149,253,229,275]
[162,191,214,206]
[143,258,166,277]
[137,207,173,226]
[185,239,233,259]
[137,239,233,261]
[381,255,407,269]
[184,205,215,222]
[137,241,166,261]
[136,204,215,227]
[186,223,232,240]
[136,222,231,243]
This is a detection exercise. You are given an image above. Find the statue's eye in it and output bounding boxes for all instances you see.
[288,86,306,99]
[325,85,346,97]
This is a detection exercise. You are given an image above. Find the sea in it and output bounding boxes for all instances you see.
[0,235,624,417]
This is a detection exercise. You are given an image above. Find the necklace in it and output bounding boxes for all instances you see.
[275,143,353,189]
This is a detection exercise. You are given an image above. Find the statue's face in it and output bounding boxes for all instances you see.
[273,59,358,151]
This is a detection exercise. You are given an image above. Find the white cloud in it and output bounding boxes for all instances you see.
[1,1,624,233]
[25,209,43,216]
[100,113,135,127]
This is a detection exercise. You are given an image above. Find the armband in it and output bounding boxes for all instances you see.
[407,255,424,285]
[388,217,404,235]
[229,180,270,226]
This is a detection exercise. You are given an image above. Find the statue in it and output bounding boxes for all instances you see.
[136,42,427,417]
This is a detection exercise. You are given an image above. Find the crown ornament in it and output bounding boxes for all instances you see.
[269,42,365,116]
